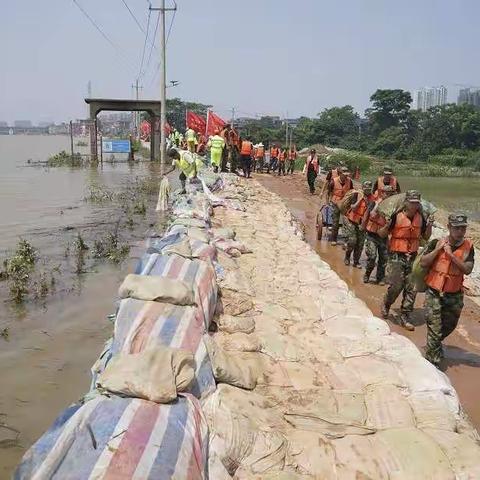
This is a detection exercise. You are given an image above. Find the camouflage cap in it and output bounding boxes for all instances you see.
[362,180,373,189]
[448,213,468,227]
[405,189,421,203]
[383,165,393,175]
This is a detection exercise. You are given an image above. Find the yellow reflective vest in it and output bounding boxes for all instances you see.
[208,135,225,151]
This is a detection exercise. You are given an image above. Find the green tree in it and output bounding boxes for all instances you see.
[366,89,412,134]
[317,105,359,146]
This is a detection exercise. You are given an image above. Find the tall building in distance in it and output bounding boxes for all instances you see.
[458,88,480,108]
[414,86,448,111]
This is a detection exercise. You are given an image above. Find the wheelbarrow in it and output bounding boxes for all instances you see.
[316,203,336,240]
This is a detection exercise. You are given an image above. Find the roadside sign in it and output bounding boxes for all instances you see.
[102,139,131,153]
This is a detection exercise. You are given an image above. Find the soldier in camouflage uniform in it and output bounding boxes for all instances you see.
[379,190,434,331]
[361,185,395,284]
[420,213,474,367]
[343,181,374,267]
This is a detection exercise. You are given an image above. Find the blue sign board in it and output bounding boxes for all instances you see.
[102,139,131,153]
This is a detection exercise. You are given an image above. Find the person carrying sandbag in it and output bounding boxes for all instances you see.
[379,190,434,331]
[327,166,353,246]
[168,148,203,194]
[361,184,395,284]
[372,165,401,199]
[343,181,374,267]
[419,213,474,367]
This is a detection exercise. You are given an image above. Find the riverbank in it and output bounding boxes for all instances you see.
[257,171,480,430]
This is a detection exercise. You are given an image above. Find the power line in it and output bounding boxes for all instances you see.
[72,0,136,74]
[72,0,118,51]
[120,0,147,35]
[144,11,160,76]
[166,4,176,44]
[138,8,152,79]
[149,2,176,84]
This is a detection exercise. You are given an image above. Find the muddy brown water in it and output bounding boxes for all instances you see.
[257,172,480,432]
[0,135,168,476]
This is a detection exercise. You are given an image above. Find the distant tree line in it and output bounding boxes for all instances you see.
[238,89,480,169]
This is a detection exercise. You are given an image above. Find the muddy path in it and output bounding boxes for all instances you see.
[257,171,480,431]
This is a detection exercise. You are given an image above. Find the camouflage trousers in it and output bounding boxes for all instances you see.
[384,252,417,313]
[424,288,464,366]
[343,219,366,264]
[329,203,342,242]
[365,234,388,281]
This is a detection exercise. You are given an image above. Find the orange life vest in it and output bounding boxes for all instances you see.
[240,141,253,156]
[306,155,319,174]
[366,207,387,234]
[377,176,398,196]
[255,146,265,158]
[288,150,297,160]
[389,211,423,254]
[425,239,472,293]
[331,176,352,205]
[270,147,279,158]
[346,194,373,225]
[279,151,286,161]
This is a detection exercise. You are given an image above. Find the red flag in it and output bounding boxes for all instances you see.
[186,111,207,134]
[205,110,227,136]
[140,120,151,140]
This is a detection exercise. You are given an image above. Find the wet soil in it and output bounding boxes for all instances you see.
[257,171,480,431]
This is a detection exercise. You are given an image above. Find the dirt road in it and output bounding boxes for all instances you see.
[257,171,480,430]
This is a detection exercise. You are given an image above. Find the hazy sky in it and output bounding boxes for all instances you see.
[1,0,479,124]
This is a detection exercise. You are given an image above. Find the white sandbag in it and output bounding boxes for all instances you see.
[408,391,458,431]
[188,227,210,243]
[211,227,236,240]
[219,269,254,296]
[173,217,208,229]
[161,236,193,258]
[217,314,255,334]
[423,428,480,479]
[345,355,406,388]
[364,384,415,430]
[203,336,258,390]
[284,410,375,438]
[203,384,287,477]
[155,176,171,211]
[219,289,254,316]
[118,273,195,305]
[97,347,194,403]
[223,332,262,352]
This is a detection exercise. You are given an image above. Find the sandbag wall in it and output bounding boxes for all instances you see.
[14,177,235,479]
[201,180,480,479]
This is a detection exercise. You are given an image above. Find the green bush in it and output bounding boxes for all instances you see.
[322,151,372,173]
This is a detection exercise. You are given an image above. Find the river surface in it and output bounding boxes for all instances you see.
[0,135,165,476]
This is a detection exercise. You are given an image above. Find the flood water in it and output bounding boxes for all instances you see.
[0,135,164,475]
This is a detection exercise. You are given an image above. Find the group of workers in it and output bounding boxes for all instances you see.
[322,160,474,368]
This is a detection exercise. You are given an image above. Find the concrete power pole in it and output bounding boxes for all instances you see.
[231,107,235,127]
[131,79,143,139]
[150,1,176,172]
[285,112,289,148]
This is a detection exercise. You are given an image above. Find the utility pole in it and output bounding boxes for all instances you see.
[69,120,74,158]
[150,1,177,173]
[131,79,143,139]
[231,107,235,127]
[285,111,289,148]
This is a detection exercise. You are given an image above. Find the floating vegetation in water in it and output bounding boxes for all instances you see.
[85,185,115,203]
[46,150,85,167]
[0,327,9,340]
[1,240,37,303]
